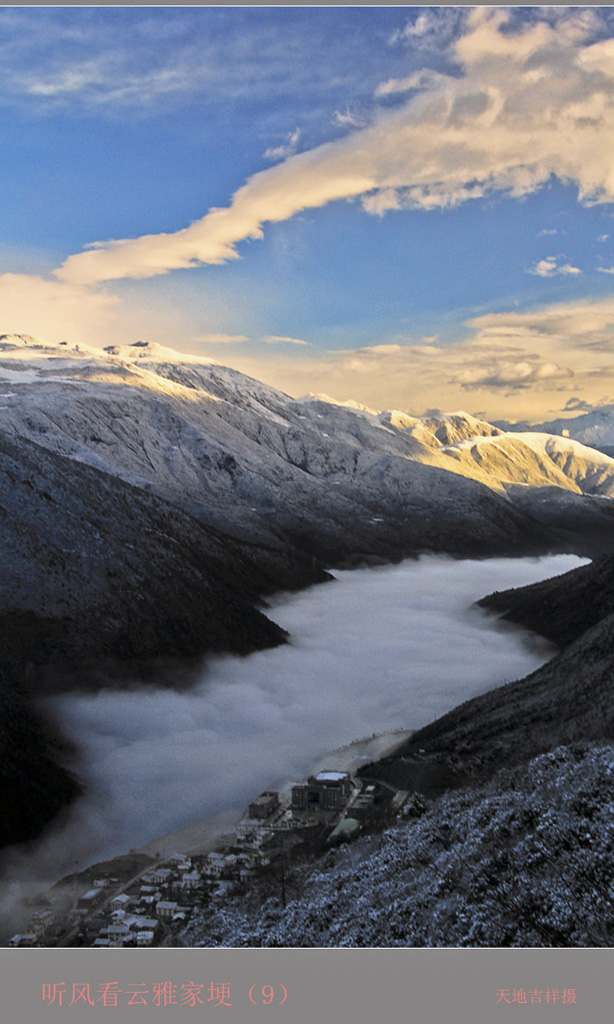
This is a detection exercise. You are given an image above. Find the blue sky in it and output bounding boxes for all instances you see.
[3,6,614,419]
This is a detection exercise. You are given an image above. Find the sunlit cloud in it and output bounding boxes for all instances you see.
[374,69,448,100]
[54,9,614,286]
[230,296,614,422]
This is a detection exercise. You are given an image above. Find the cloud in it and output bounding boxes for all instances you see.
[374,69,448,100]
[456,358,571,391]
[0,554,571,921]
[230,296,614,421]
[264,128,301,162]
[388,9,463,51]
[538,228,558,236]
[333,108,368,129]
[529,256,581,277]
[21,58,203,108]
[361,189,402,216]
[193,333,248,344]
[564,396,599,413]
[599,233,610,242]
[263,335,310,346]
[54,9,614,286]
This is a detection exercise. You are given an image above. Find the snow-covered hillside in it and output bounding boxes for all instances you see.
[1,335,614,561]
[181,743,614,948]
[498,404,614,454]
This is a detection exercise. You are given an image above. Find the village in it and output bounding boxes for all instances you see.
[8,766,414,948]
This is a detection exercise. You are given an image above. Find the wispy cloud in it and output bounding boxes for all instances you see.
[564,396,600,413]
[193,333,248,344]
[263,335,309,346]
[333,108,368,129]
[388,9,463,51]
[374,69,448,100]
[0,8,404,121]
[54,9,614,287]
[264,128,301,163]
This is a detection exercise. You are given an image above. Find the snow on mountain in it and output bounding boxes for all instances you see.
[423,431,614,497]
[0,336,551,560]
[423,410,503,446]
[297,392,380,415]
[495,404,614,454]
[2,335,614,564]
[536,405,614,452]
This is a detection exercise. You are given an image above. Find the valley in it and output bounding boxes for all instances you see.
[1,334,614,947]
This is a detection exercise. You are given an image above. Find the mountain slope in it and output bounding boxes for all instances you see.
[182,742,614,947]
[477,554,614,647]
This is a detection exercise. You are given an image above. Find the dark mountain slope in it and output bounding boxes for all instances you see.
[0,433,332,847]
[477,553,614,647]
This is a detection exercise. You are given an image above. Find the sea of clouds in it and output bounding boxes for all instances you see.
[0,553,586,934]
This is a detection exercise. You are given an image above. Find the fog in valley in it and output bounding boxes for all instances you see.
[0,554,586,933]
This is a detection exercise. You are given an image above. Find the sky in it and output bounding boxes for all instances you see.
[3,6,614,419]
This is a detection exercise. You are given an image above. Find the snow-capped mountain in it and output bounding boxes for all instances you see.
[1,335,614,561]
[497,404,614,456]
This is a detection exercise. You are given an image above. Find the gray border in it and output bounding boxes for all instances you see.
[0,948,600,1022]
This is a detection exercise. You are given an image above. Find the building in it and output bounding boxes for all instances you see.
[27,910,56,941]
[77,888,105,911]
[348,785,378,821]
[107,924,134,947]
[181,870,202,890]
[111,893,132,909]
[291,771,352,818]
[155,901,178,920]
[169,853,192,872]
[8,934,37,947]
[203,852,226,878]
[154,868,173,884]
[248,791,280,820]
